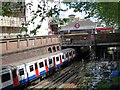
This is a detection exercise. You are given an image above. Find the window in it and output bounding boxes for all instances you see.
[29,65,34,72]
[66,53,68,57]
[69,52,72,56]
[2,73,10,82]
[56,57,59,61]
[62,55,64,59]
[49,58,52,64]
[73,51,75,54]
[57,46,59,50]
[48,47,52,53]
[19,68,24,76]
[53,46,56,52]
[39,62,44,68]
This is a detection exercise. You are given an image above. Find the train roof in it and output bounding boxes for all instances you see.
[0,65,16,74]
[2,48,73,67]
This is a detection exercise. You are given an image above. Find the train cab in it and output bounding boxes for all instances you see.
[0,66,17,90]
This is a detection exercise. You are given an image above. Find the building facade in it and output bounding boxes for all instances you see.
[1,0,60,39]
[0,1,25,39]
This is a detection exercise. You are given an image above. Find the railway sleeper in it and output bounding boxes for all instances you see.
[62,72,77,83]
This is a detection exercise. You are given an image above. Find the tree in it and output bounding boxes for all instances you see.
[1,2,24,16]
[25,1,68,35]
[1,1,63,36]
[64,2,120,29]
[1,1,120,36]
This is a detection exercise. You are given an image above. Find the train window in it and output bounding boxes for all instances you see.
[62,55,64,59]
[49,59,52,64]
[73,51,75,54]
[19,68,24,76]
[56,57,59,61]
[66,53,68,57]
[29,65,34,72]
[69,52,72,56]
[39,62,44,68]
[2,73,10,82]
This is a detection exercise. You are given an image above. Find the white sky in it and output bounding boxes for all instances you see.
[59,3,87,19]
[59,3,98,22]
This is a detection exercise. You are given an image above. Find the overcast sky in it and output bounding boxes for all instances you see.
[59,3,98,22]
[59,3,87,19]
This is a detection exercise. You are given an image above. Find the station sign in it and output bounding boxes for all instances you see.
[74,23,80,28]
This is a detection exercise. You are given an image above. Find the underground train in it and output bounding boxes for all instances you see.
[0,48,76,90]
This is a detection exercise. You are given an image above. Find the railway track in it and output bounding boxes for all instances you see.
[27,61,83,89]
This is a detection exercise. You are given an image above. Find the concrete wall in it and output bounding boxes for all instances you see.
[2,44,61,65]
[0,35,61,55]
[0,35,61,65]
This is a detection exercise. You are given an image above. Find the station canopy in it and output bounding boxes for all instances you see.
[60,19,96,33]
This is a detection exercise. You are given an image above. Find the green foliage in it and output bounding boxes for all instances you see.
[1,2,24,16]
[1,1,71,36]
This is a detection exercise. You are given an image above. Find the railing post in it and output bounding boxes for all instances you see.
[41,37,43,44]
[17,39,20,48]
[46,37,48,43]
[34,38,36,46]
[6,40,9,50]
[27,38,29,47]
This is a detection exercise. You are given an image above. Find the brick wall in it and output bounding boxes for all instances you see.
[1,44,61,65]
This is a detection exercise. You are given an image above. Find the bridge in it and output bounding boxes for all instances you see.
[61,32,120,61]
[61,33,120,46]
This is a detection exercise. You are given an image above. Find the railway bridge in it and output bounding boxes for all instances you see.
[61,33,120,61]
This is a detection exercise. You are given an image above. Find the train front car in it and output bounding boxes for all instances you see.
[0,66,20,90]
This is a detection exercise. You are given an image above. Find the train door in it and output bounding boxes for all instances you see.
[68,53,70,62]
[62,54,65,63]
[34,62,39,77]
[72,51,74,60]
[45,59,48,72]
[53,57,56,68]
[12,69,19,87]
[59,55,62,65]
[18,64,28,84]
